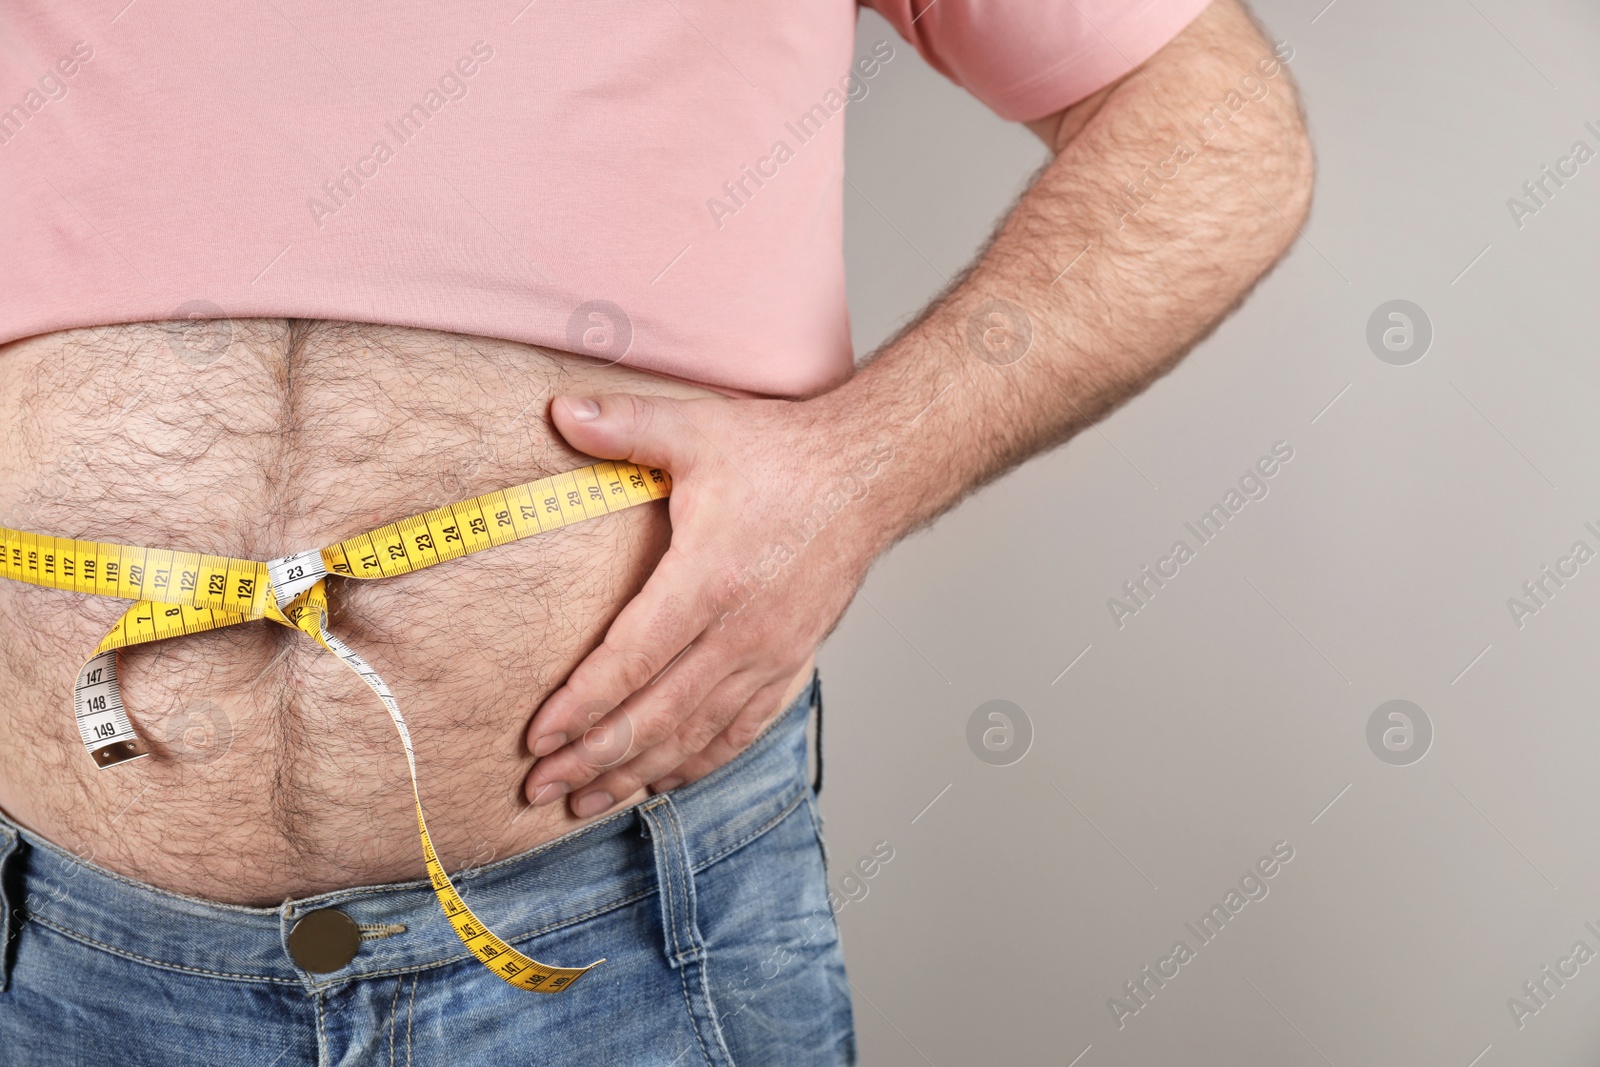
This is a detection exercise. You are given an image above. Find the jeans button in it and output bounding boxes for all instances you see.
[287,908,361,972]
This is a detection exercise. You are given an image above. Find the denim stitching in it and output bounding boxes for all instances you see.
[388,975,402,1067]
[661,826,720,1067]
[315,989,328,1067]
[404,972,418,1067]
[26,881,654,988]
[661,801,704,965]
[26,915,301,984]
[662,797,739,1066]
[643,797,717,1065]
[642,798,684,964]
[29,794,806,992]
[23,791,809,991]
[678,955,719,1067]
[692,787,807,874]
[695,954,741,1067]
[358,922,407,941]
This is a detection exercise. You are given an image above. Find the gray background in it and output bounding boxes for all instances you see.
[823,1,1600,1064]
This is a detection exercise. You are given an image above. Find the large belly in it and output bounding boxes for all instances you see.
[0,320,710,904]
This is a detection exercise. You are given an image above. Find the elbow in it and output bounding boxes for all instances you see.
[1227,0,1316,253]
[1279,103,1316,238]
[1263,83,1316,255]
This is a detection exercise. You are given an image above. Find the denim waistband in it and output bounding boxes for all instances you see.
[0,673,817,992]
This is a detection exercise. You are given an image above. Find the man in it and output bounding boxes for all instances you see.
[0,0,1310,1062]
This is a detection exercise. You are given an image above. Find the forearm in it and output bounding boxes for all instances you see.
[814,0,1314,555]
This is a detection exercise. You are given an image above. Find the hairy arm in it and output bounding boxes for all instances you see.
[524,0,1315,816]
[840,0,1312,537]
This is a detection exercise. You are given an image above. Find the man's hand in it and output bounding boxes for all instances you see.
[524,0,1313,818]
[522,391,892,816]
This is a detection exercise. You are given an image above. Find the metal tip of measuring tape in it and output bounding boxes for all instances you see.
[90,739,149,768]
[544,961,605,993]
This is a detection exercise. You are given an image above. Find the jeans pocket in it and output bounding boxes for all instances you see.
[695,798,856,1066]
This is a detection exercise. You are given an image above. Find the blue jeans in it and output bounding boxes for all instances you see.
[0,675,854,1066]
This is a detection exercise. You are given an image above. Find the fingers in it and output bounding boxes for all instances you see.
[525,545,711,758]
[521,701,636,810]
[524,637,719,806]
[551,393,708,472]
[649,681,791,792]
[567,674,769,815]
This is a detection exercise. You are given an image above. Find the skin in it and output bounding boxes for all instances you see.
[522,0,1316,817]
[0,322,816,902]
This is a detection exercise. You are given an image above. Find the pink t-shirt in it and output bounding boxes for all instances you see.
[0,0,1207,397]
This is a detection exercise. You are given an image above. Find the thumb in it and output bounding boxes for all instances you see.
[552,393,703,472]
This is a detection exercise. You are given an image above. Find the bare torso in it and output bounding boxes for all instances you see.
[0,319,810,905]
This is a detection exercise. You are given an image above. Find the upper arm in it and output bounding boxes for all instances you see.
[1022,0,1302,155]
[1022,81,1122,155]
[861,0,1214,124]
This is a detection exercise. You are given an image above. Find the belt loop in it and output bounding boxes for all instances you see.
[809,669,824,798]
[0,824,21,993]
[638,795,703,969]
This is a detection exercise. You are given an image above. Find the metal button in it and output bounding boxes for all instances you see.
[287,908,361,973]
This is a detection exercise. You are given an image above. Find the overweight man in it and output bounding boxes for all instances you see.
[0,0,1311,1062]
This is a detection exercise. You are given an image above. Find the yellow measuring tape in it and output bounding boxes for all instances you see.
[0,459,670,992]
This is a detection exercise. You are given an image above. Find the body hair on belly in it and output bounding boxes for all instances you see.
[0,319,697,900]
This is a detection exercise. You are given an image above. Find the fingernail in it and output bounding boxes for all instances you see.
[572,791,614,818]
[566,397,601,422]
[530,782,569,806]
[532,732,567,758]
[654,777,684,793]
